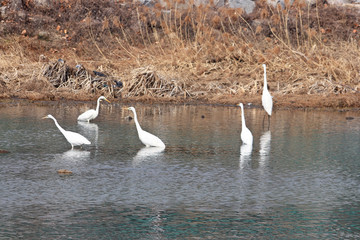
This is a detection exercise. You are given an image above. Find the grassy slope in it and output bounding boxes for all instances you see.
[0,0,359,109]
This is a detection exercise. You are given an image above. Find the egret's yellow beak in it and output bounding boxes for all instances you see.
[104,98,111,103]
[42,116,48,119]
[122,107,129,110]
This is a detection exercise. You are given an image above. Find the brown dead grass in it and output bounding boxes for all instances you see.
[0,0,359,109]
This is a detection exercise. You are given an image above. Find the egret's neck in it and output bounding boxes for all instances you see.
[51,117,66,135]
[263,67,268,91]
[95,98,101,114]
[240,106,246,129]
[131,109,142,132]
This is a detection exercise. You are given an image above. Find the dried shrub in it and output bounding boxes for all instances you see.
[42,60,123,98]
[1,0,360,107]
[124,66,189,98]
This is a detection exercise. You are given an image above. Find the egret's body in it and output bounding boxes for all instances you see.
[126,107,165,148]
[239,103,253,145]
[77,96,110,122]
[43,114,91,149]
[262,64,273,128]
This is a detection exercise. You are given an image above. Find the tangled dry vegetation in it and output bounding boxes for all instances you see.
[0,0,359,108]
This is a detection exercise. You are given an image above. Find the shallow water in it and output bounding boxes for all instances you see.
[0,102,360,239]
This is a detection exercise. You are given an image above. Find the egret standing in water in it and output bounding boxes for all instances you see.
[239,103,253,145]
[262,64,273,128]
[124,107,166,148]
[43,114,91,149]
[77,96,110,122]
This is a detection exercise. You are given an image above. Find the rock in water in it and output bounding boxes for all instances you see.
[57,169,73,174]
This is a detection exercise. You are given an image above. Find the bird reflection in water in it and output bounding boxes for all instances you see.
[61,149,91,161]
[52,149,90,173]
[255,131,272,212]
[239,144,252,169]
[133,147,165,166]
[77,121,99,147]
[259,131,271,169]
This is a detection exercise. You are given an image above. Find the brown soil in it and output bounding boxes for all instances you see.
[0,0,359,109]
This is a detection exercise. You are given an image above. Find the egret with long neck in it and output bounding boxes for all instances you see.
[239,103,253,145]
[125,107,165,148]
[43,114,91,149]
[262,64,273,128]
[77,96,110,122]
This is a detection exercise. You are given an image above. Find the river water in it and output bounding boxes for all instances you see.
[0,101,359,239]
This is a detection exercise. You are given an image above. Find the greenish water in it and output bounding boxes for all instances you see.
[0,102,359,239]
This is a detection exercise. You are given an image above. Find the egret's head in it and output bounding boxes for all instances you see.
[122,107,136,116]
[99,96,111,103]
[42,114,52,119]
[122,106,134,111]
[238,103,243,108]
[263,64,266,68]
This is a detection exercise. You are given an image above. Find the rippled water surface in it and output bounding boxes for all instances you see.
[1,101,360,239]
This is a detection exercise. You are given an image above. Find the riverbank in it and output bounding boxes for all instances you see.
[0,0,359,109]
[1,94,359,113]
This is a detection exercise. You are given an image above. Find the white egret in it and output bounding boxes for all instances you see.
[43,114,91,149]
[77,96,110,122]
[262,64,273,128]
[125,107,166,148]
[239,103,253,145]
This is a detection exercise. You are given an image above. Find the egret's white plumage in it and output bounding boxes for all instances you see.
[43,114,91,149]
[239,103,253,145]
[77,96,110,122]
[262,64,273,116]
[126,107,166,148]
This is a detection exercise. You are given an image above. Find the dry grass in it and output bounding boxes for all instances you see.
[0,0,360,108]
[42,59,120,97]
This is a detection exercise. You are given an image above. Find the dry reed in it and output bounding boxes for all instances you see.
[1,0,360,107]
